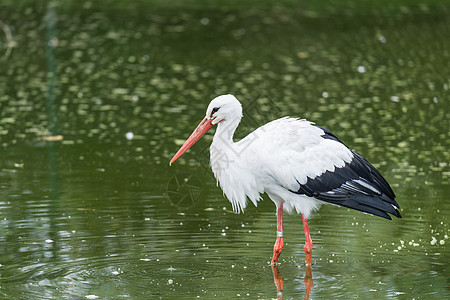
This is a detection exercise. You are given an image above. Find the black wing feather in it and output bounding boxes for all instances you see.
[292,127,401,220]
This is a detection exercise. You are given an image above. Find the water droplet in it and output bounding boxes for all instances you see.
[126,132,134,140]
[357,66,366,73]
[200,17,210,25]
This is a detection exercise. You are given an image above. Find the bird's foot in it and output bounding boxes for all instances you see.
[271,237,284,264]
[304,242,312,266]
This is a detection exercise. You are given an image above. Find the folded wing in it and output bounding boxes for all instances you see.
[257,120,401,220]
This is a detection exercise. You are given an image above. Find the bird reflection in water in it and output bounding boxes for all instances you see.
[271,263,313,300]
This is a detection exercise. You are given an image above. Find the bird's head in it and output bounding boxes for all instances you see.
[170,94,242,165]
[205,94,243,125]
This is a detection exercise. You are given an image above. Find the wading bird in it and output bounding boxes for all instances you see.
[170,94,401,265]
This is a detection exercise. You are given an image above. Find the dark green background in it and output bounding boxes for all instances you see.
[0,1,449,298]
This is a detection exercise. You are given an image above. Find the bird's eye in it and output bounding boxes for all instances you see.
[210,107,220,117]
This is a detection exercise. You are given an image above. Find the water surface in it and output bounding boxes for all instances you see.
[0,0,449,299]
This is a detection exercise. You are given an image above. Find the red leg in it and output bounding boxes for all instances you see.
[271,203,284,264]
[301,214,313,265]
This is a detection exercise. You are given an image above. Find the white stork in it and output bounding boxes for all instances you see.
[170,94,401,265]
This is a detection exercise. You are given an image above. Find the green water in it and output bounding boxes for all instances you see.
[0,0,449,299]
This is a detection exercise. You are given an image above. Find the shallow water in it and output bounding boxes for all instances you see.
[0,0,449,299]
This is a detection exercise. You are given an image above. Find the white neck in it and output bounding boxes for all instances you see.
[212,117,240,147]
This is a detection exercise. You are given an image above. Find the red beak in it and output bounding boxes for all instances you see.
[170,117,215,165]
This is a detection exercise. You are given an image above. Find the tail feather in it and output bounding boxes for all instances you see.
[318,193,402,220]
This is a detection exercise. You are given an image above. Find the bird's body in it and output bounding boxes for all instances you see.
[211,117,326,216]
[170,94,401,265]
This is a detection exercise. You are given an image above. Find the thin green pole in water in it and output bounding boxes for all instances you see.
[46,2,58,136]
[45,2,60,253]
